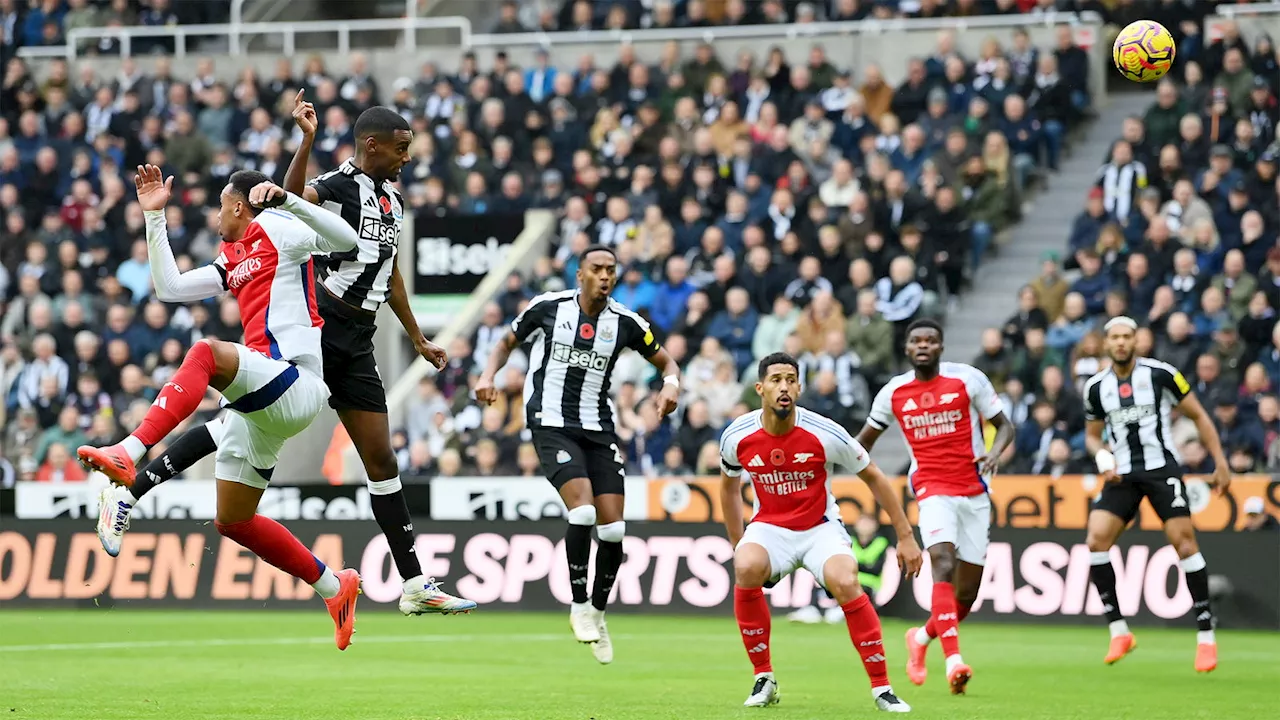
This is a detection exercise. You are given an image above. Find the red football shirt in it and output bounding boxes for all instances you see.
[719,408,871,531]
[867,362,1003,500]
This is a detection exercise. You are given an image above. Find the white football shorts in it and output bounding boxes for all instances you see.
[214,344,329,489]
[738,519,855,587]
[916,493,992,565]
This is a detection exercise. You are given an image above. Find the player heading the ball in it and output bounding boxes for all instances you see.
[720,352,923,713]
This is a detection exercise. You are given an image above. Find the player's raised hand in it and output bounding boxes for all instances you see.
[248,181,288,209]
[414,335,448,370]
[133,164,173,212]
[1100,470,1121,485]
[474,375,499,405]
[292,89,318,136]
[896,534,923,578]
[1210,464,1232,496]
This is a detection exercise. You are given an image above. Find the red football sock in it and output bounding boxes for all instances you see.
[734,586,772,674]
[931,581,962,658]
[925,603,971,638]
[133,341,216,447]
[215,515,324,584]
[842,593,890,689]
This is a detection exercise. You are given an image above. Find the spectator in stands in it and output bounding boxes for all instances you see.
[1244,497,1280,532]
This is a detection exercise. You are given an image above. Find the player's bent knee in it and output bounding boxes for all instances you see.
[567,504,597,526]
[733,547,771,587]
[1085,534,1113,553]
[596,520,625,543]
[826,576,863,605]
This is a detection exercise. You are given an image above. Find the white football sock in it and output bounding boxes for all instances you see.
[1109,620,1131,638]
[312,566,341,599]
[1197,630,1215,645]
[944,654,965,674]
[914,626,932,646]
[121,435,147,463]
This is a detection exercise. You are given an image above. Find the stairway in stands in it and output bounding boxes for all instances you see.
[871,91,1153,474]
[943,92,1154,366]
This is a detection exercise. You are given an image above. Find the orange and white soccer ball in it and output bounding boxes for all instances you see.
[1113,20,1176,82]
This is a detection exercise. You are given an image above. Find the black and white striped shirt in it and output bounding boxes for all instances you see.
[308,159,404,312]
[1083,358,1190,475]
[1096,160,1148,224]
[513,290,662,434]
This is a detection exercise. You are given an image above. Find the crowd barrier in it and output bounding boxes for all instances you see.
[1,520,1276,629]
[6,475,1277,531]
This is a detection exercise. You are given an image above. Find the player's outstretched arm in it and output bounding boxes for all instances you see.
[1176,392,1232,495]
[136,165,227,303]
[977,411,1015,476]
[856,461,922,577]
[720,470,746,548]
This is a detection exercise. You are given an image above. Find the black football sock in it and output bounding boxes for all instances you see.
[1180,553,1214,633]
[565,522,593,604]
[131,422,218,499]
[592,540,624,611]
[1089,551,1126,624]
[368,481,423,581]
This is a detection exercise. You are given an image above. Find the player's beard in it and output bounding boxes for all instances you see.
[770,403,794,420]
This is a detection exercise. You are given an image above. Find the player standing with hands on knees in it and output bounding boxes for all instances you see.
[476,244,681,664]
[90,92,478,617]
[81,166,365,649]
[1082,316,1230,672]
[856,319,1015,695]
[720,352,923,712]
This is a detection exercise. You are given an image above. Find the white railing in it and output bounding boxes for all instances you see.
[466,10,1099,49]
[1217,2,1280,17]
[17,15,470,60]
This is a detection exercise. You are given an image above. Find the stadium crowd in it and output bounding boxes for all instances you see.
[8,0,1263,485]
[970,18,1280,477]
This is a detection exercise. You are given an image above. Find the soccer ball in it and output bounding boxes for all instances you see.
[1113,20,1176,82]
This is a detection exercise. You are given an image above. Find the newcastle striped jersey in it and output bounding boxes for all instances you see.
[513,289,662,433]
[308,159,403,312]
[1083,358,1191,475]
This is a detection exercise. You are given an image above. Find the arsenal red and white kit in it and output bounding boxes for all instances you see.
[213,208,329,376]
[867,362,1003,500]
[867,362,1003,564]
[720,408,871,582]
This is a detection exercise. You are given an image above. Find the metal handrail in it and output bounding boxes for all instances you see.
[465,10,1099,49]
[1217,2,1280,17]
[17,15,470,60]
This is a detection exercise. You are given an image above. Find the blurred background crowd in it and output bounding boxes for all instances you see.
[0,0,1273,487]
[972,19,1280,477]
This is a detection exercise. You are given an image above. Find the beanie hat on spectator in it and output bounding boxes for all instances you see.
[1245,497,1266,515]
[1087,187,1103,201]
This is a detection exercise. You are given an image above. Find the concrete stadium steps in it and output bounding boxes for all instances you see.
[941,91,1155,366]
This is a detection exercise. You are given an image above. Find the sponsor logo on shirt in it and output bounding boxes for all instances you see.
[1107,404,1156,426]
[226,257,263,289]
[551,342,609,371]
[358,216,399,246]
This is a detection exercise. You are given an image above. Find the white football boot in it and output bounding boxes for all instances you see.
[570,602,601,643]
[96,485,134,557]
[398,576,478,615]
[743,673,780,707]
[590,607,613,664]
[874,689,912,713]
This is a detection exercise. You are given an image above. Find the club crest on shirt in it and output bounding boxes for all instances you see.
[599,323,615,342]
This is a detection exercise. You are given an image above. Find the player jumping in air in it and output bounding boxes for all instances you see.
[720,352,923,712]
[856,319,1014,694]
[79,167,362,649]
[93,96,477,617]
[476,244,682,664]
[1083,316,1229,672]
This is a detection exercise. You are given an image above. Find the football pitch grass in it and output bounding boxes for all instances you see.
[1,610,1275,720]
